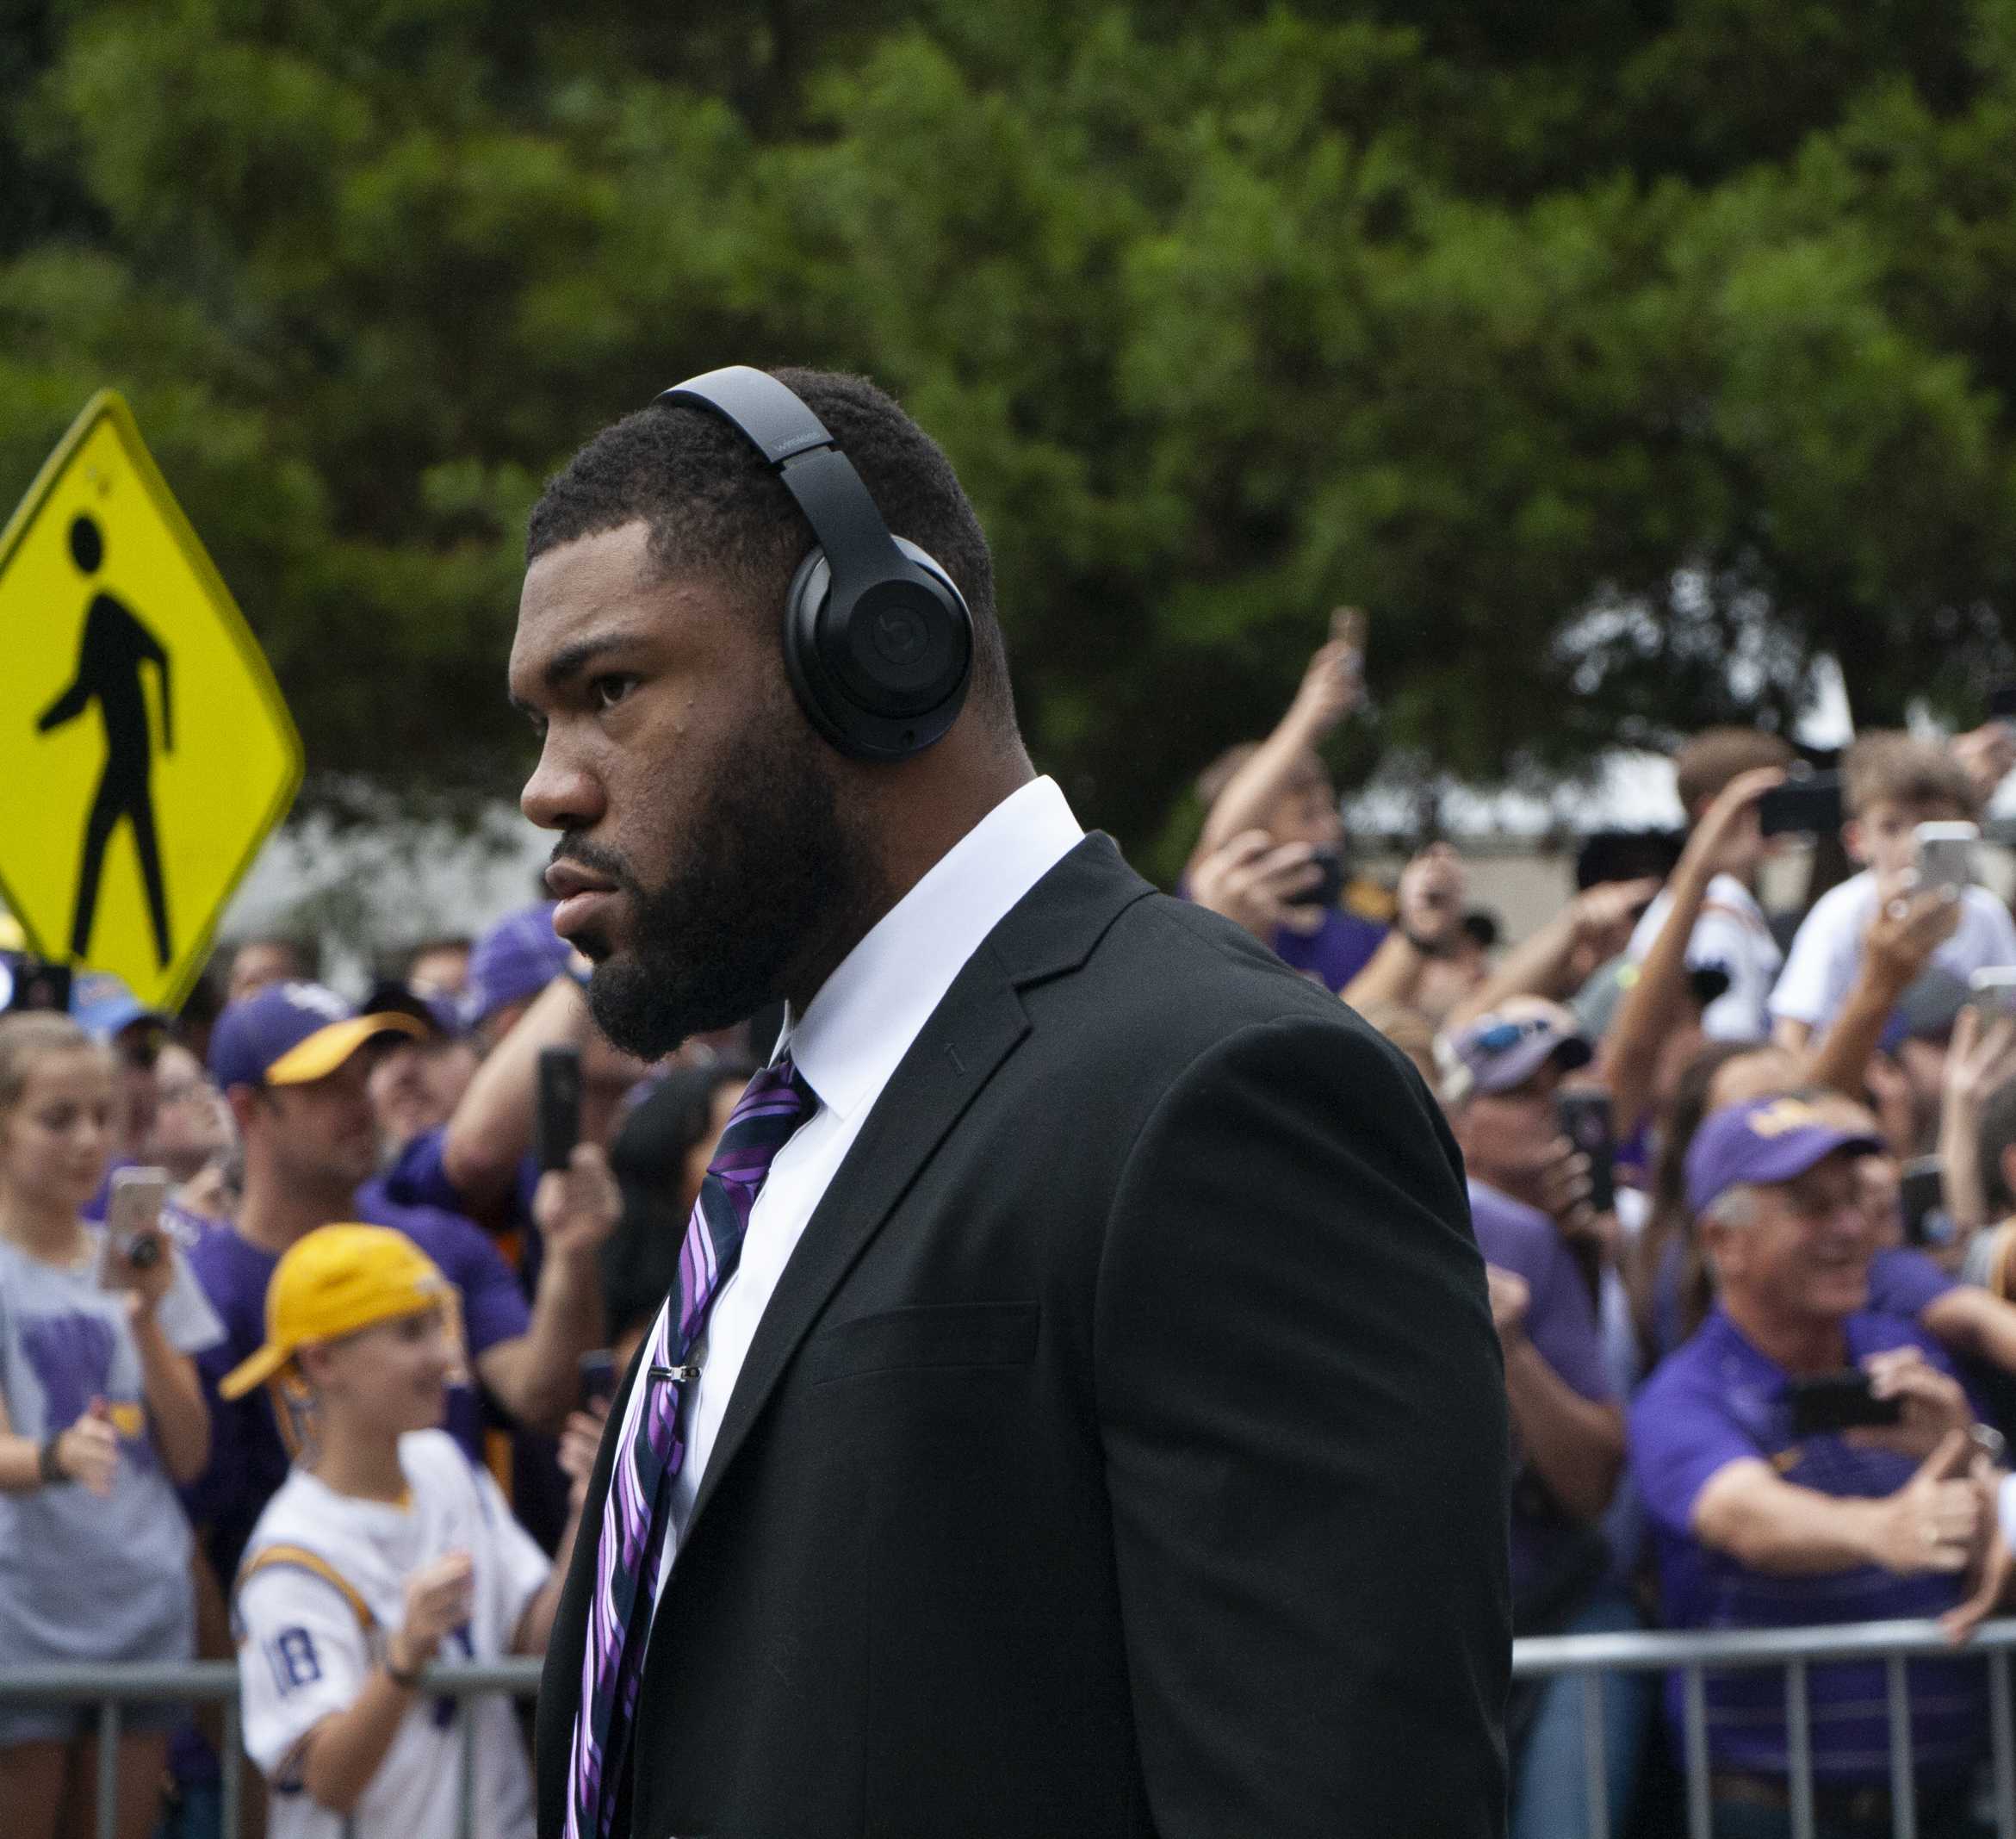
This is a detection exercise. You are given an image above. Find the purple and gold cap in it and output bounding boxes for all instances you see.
[208,982,425,1090]
[1685,1095,1884,1218]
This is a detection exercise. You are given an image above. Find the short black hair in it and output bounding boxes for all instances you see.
[526,367,1016,737]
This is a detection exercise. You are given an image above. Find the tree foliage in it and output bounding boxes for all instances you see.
[7,0,2016,873]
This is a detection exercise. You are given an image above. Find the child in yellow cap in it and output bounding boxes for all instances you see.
[226,1224,580,1839]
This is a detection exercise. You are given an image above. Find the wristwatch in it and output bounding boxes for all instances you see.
[37,1434,68,1485]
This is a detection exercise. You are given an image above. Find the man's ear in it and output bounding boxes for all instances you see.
[1698,1215,1741,1287]
[223,1083,262,1135]
[296,1341,336,1390]
[1842,817,1868,866]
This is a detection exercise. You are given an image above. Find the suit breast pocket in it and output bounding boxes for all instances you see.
[799,1301,1039,1386]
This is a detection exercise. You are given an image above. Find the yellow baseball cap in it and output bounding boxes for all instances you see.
[219,1225,453,1400]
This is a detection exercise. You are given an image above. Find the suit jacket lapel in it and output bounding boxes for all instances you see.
[680,834,1153,1543]
[680,970,1027,1539]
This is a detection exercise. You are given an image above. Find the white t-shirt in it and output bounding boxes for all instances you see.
[1628,873,1781,1042]
[234,1430,549,1839]
[1769,869,2016,1033]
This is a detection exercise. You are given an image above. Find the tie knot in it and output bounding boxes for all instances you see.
[747,1052,816,1115]
[704,1055,817,1190]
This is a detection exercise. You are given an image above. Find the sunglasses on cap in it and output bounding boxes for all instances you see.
[1469,1016,1558,1057]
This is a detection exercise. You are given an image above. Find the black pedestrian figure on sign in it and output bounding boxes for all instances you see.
[36,514,174,967]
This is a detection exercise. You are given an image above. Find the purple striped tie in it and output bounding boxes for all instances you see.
[563,1057,817,1839]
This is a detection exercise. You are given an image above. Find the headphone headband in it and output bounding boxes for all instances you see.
[658,365,834,465]
[657,369,905,589]
[652,365,974,761]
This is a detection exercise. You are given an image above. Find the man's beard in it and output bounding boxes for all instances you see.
[567,729,868,1060]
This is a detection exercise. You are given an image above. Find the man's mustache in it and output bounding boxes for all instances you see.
[549,836,642,898]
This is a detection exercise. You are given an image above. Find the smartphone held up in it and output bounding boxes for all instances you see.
[536,1046,583,1174]
[102,1165,170,1277]
[1757,772,1843,839]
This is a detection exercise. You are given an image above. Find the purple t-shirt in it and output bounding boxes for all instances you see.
[1631,1308,1985,1785]
[1468,1181,1618,1600]
[1869,1246,1957,1319]
[180,1196,531,1584]
[364,1125,545,1289]
[1270,906,1387,993]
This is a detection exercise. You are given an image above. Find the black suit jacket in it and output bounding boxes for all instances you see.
[535,836,1509,1838]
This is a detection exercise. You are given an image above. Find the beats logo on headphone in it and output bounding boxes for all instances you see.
[655,366,974,761]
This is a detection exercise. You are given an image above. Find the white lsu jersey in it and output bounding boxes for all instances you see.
[233,1429,549,1839]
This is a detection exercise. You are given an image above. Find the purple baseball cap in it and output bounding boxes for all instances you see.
[464,903,570,1028]
[1437,1004,1592,1104]
[208,982,425,1090]
[1685,1096,1885,1218]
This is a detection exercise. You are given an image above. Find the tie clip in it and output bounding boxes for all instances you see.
[648,1364,701,1383]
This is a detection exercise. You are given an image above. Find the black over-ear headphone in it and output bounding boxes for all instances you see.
[655,366,974,761]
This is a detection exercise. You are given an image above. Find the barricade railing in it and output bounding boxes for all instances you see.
[11,1621,2016,1839]
[1513,1616,2016,1839]
[0,1656,542,1839]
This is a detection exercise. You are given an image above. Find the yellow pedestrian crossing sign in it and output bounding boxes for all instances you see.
[0,391,303,1012]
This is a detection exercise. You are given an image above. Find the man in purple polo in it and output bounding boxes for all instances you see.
[1632,1094,2000,1836]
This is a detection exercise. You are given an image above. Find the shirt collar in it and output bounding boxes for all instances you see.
[778,776,1084,1122]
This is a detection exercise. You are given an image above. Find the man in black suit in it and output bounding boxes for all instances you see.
[511,366,1508,1839]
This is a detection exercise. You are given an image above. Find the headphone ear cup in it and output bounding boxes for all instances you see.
[781,539,973,761]
[781,548,847,752]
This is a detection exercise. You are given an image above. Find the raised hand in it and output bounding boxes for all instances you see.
[1287,637,1364,737]
[389,1550,477,1676]
[105,1221,175,1318]
[1680,765,1787,879]
[1397,843,1467,951]
[1864,876,1962,992]
[533,1142,623,1264]
[1190,830,1320,940]
[559,1400,611,1515]
[1952,724,2016,806]
[1565,879,1663,982]
[1852,1346,1975,1462]
[1946,1005,2016,1115]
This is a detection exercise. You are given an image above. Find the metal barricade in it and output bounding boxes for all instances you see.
[1513,1616,2016,1839]
[12,1621,2016,1839]
[0,1656,542,1839]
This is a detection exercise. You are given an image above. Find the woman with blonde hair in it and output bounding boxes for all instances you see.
[0,1011,221,1839]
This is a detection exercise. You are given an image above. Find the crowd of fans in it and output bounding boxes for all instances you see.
[9,616,2016,1836]
[1183,630,2016,1838]
[0,910,760,1839]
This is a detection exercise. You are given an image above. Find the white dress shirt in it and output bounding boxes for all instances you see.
[632,774,1086,1605]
